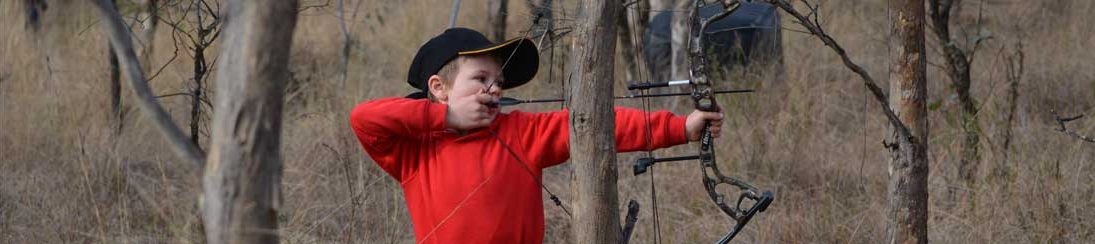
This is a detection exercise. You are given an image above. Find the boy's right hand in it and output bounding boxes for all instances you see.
[446,93,499,131]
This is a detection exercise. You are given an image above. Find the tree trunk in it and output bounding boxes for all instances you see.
[109,43,122,126]
[139,0,158,72]
[190,0,209,151]
[649,0,673,14]
[487,0,507,42]
[669,0,689,81]
[201,0,298,243]
[887,0,930,243]
[568,0,620,243]
[616,0,639,82]
[999,44,1023,180]
[627,0,649,78]
[108,0,122,130]
[927,0,980,193]
[336,0,350,90]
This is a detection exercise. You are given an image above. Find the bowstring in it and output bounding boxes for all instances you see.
[486,9,573,218]
[626,1,663,242]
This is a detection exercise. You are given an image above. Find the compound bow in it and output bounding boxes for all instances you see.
[625,1,772,243]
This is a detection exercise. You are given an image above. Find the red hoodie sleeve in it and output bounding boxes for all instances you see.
[613,107,689,152]
[520,107,689,169]
[349,97,447,181]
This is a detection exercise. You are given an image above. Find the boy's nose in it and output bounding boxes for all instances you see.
[485,82,502,95]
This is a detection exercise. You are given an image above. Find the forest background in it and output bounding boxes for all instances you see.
[1,0,1092,243]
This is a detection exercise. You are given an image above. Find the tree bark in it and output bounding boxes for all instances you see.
[568,0,620,243]
[201,0,298,243]
[616,0,639,82]
[108,0,122,129]
[139,0,158,72]
[487,0,508,42]
[670,0,689,81]
[190,0,209,151]
[627,0,649,76]
[999,43,1023,179]
[928,0,980,192]
[109,43,122,125]
[887,0,930,243]
[336,0,350,90]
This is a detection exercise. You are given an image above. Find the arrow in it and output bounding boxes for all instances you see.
[494,89,755,107]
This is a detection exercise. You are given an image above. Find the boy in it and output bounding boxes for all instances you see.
[350,28,724,243]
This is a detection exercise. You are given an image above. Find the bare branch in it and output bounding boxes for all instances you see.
[93,0,204,167]
[765,0,915,142]
[1052,110,1095,143]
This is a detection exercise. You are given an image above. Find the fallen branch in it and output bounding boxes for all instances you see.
[1052,110,1095,143]
[93,0,204,167]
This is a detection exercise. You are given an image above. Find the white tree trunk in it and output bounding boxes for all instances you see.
[201,0,299,243]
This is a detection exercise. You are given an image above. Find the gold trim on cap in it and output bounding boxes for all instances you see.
[457,38,527,55]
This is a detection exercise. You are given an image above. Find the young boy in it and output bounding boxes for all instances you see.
[350,28,724,243]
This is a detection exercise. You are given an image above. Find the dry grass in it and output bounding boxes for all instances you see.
[2,0,1093,243]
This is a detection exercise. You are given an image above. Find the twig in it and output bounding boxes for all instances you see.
[93,0,204,167]
[337,0,350,90]
[1052,110,1095,143]
[765,0,915,142]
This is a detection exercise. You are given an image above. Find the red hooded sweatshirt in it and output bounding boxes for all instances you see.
[350,97,688,243]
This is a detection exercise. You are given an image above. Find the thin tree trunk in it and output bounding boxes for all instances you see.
[667,0,692,109]
[109,43,122,125]
[627,0,649,78]
[139,0,158,72]
[201,0,299,243]
[669,0,689,81]
[998,43,1023,180]
[568,0,620,243]
[616,0,639,82]
[928,0,980,192]
[337,0,350,90]
[108,0,122,130]
[887,0,930,243]
[487,0,508,42]
[649,0,672,14]
[190,0,208,150]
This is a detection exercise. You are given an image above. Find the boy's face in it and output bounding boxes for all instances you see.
[428,54,504,115]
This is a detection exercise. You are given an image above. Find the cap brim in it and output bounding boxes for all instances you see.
[458,38,539,89]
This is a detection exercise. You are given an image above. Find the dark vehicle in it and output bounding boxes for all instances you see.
[643,1,783,81]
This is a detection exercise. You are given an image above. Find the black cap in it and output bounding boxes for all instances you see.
[406,28,539,98]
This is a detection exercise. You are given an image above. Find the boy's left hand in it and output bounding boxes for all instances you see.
[685,110,724,141]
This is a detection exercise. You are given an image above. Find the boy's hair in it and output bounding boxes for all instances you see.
[428,54,504,101]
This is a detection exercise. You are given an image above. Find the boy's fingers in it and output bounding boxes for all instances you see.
[703,112,723,122]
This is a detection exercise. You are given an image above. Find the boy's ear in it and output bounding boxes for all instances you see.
[427,75,448,102]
